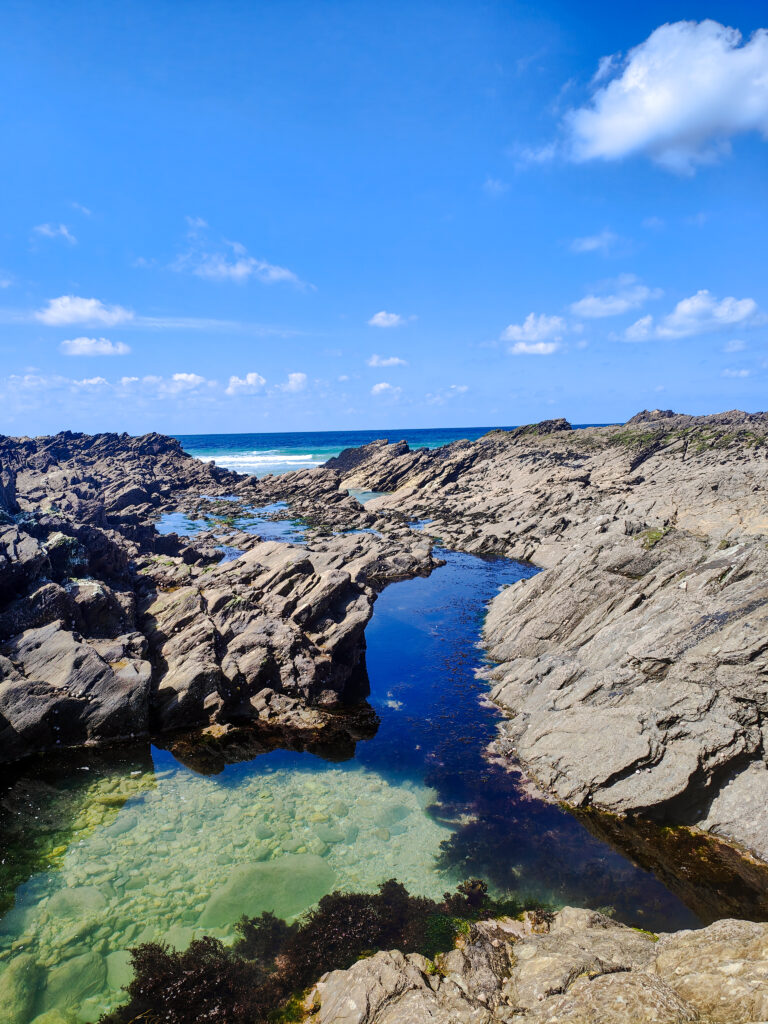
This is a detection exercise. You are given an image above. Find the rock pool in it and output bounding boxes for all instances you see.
[0,547,723,1022]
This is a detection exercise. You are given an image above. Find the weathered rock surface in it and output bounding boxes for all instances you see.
[326,412,768,861]
[307,907,768,1023]
[0,431,438,762]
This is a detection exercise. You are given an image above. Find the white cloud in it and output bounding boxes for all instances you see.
[426,384,469,404]
[510,341,560,355]
[191,251,300,285]
[570,276,661,318]
[623,290,760,340]
[483,177,509,197]
[35,295,134,327]
[118,373,214,397]
[60,336,130,356]
[70,202,92,216]
[173,223,304,287]
[722,368,751,377]
[280,372,307,393]
[570,229,618,253]
[367,354,407,367]
[71,376,109,390]
[724,339,746,352]
[225,372,266,396]
[566,20,768,173]
[502,312,565,343]
[371,381,402,397]
[368,311,405,328]
[34,223,77,244]
[624,315,654,342]
[657,290,758,338]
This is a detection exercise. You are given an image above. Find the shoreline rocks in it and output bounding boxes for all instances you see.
[0,430,440,764]
[326,411,768,864]
[306,906,768,1023]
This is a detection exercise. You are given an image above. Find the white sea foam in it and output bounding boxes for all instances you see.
[194,450,328,475]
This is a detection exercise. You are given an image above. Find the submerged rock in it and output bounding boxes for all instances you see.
[198,854,336,928]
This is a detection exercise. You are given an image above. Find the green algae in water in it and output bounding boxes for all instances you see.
[0,752,455,1023]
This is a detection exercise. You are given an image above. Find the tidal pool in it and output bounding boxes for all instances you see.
[0,546,729,1023]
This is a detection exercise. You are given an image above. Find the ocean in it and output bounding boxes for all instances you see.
[175,424,608,476]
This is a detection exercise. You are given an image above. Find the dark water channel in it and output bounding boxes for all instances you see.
[3,543,766,1022]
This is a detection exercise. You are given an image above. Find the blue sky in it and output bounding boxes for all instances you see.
[1,0,766,434]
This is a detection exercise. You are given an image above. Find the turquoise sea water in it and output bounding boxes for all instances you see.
[175,426,508,476]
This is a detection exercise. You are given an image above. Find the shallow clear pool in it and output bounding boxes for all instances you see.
[0,548,703,1023]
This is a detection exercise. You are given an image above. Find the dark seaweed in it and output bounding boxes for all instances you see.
[97,879,547,1024]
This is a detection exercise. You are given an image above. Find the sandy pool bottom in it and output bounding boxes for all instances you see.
[0,756,454,1024]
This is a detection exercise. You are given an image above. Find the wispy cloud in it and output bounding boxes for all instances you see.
[483,177,509,197]
[367,354,407,367]
[509,341,560,355]
[172,220,306,287]
[571,275,662,318]
[426,384,469,404]
[368,311,406,328]
[33,223,77,244]
[722,368,751,377]
[60,337,130,356]
[570,229,618,253]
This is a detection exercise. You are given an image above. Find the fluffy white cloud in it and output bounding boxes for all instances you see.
[60,337,130,356]
[371,381,402,397]
[280,372,307,393]
[367,354,407,367]
[368,311,405,328]
[34,223,77,244]
[509,341,560,355]
[570,276,661,318]
[35,296,134,326]
[722,368,751,377]
[624,290,760,340]
[570,229,618,253]
[502,313,565,343]
[566,21,768,173]
[225,372,266,396]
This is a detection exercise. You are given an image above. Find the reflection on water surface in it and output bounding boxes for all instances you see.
[4,546,762,1022]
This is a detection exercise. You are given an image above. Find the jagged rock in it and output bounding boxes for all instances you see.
[306,907,768,1024]
[333,413,768,861]
[0,429,438,762]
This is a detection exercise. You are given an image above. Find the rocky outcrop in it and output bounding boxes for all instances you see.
[0,431,438,763]
[306,906,768,1024]
[327,413,768,862]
